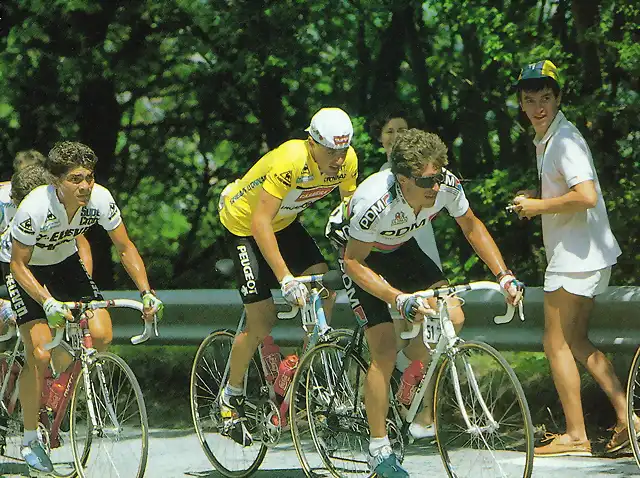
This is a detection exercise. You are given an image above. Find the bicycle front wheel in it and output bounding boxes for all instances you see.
[627,346,640,467]
[69,352,149,478]
[291,342,386,478]
[190,329,267,477]
[434,340,534,478]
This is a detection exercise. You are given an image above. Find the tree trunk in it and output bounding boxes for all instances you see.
[78,77,121,290]
[571,0,602,94]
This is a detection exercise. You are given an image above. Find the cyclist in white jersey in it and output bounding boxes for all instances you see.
[327,129,523,478]
[0,142,164,475]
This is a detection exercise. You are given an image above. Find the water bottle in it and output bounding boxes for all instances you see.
[396,360,425,406]
[274,354,299,397]
[261,335,282,384]
[46,368,72,413]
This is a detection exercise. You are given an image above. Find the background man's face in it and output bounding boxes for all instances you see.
[520,87,561,136]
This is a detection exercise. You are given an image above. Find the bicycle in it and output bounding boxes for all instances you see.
[190,259,354,477]
[0,298,157,478]
[625,347,640,467]
[289,281,534,478]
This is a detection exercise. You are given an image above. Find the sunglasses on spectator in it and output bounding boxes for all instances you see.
[411,171,445,189]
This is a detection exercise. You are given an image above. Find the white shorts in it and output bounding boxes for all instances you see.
[544,267,612,298]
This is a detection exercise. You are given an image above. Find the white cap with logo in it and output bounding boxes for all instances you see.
[306,107,353,150]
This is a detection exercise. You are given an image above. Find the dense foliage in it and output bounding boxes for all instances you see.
[0,0,637,289]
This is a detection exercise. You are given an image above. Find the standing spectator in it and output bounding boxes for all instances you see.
[512,60,631,456]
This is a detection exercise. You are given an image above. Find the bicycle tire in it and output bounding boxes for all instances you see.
[190,329,267,477]
[69,352,148,478]
[290,341,376,478]
[627,345,640,467]
[434,340,534,478]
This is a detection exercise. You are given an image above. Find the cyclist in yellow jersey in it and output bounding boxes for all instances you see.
[218,107,358,446]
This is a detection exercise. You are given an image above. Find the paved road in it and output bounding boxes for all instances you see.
[153,429,639,478]
[0,429,638,477]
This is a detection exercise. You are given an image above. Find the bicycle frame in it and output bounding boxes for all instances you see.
[399,282,523,434]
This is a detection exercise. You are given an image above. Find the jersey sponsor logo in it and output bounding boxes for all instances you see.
[391,211,407,226]
[358,191,392,230]
[236,244,257,296]
[276,170,293,188]
[282,202,312,211]
[441,172,462,194]
[297,164,314,184]
[17,218,35,235]
[41,209,61,231]
[229,175,266,205]
[295,186,334,202]
[108,202,119,221]
[380,218,427,237]
[333,135,350,147]
[37,226,92,250]
[324,171,346,182]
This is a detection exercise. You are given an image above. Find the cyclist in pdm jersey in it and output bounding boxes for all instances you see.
[327,129,523,478]
[0,142,164,475]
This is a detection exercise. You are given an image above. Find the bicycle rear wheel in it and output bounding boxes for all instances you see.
[434,340,533,478]
[0,352,24,477]
[190,329,267,477]
[627,346,640,467]
[69,352,148,478]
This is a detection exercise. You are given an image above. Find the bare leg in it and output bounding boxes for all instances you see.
[543,288,588,442]
[365,322,396,437]
[569,298,627,426]
[228,298,277,389]
[19,321,52,432]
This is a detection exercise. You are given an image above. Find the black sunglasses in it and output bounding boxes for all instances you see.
[411,171,446,189]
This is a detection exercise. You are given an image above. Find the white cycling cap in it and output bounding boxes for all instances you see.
[305,107,353,149]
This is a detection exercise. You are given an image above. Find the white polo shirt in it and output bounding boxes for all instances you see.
[536,111,621,273]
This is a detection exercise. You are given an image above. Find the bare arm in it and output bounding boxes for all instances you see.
[76,234,93,276]
[108,223,151,293]
[343,238,403,305]
[9,239,51,305]
[250,189,289,282]
[455,208,509,277]
[513,181,597,218]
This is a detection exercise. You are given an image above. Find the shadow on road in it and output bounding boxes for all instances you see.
[186,470,306,478]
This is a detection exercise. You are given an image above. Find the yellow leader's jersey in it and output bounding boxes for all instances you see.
[220,140,358,236]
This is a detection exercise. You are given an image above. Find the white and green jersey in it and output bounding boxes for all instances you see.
[0,184,122,266]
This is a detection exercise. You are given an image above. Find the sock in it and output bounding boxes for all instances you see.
[395,349,411,372]
[223,384,243,404]
[23,429,38,446]
[369,435,391,456]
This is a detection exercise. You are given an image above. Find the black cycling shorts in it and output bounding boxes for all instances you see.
[340,238,446,329]
[1,253,103,326]
[225,221,326,304]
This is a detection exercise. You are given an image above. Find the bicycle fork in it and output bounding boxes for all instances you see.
[449,355,499,435]
[82,354,121,436]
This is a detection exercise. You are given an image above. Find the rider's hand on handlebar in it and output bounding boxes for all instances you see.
[280,275,308,308]
[395,294,435,324]
[497,271,525,306]
[42,297,72,328]
[141,290,164,321]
